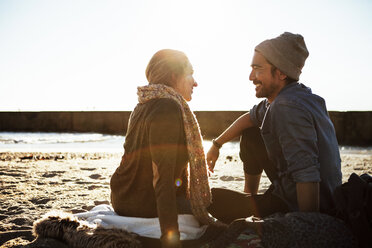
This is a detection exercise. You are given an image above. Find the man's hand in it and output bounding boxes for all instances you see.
[206,113,253,173]
[207,144,220,173]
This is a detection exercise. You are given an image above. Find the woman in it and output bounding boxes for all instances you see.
[110,49,219,248]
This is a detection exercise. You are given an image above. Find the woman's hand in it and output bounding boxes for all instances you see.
[207,144,220,173]
[161,231,182,248]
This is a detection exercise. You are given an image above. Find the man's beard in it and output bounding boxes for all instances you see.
[254,80,278,99]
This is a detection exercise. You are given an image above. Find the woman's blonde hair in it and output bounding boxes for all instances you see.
[145,49,191,87]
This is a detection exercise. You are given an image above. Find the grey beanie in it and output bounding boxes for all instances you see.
[255,32,309,80]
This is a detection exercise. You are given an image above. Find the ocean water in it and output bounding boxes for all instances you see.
[0,132,371,155]
[0,132,239,154]
[0,132,125,153]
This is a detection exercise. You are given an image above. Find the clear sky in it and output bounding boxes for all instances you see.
[1,0,371,111]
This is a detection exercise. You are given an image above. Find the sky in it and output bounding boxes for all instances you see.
[1,0,371,111]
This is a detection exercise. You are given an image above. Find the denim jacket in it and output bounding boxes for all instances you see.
[250,82,342,211]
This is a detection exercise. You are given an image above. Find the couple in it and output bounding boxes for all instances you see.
[110,32,343,248]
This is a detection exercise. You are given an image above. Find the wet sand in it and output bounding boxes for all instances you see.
[1,150,371,247]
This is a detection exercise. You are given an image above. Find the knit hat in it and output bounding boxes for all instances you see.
[255,32,309,81]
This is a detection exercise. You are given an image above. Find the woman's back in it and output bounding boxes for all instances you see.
[110,98,189,218]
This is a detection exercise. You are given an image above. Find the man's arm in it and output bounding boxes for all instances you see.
[214,112,254,146]
[270,102,321,212]
[296,182,319,212]
[207,112,254,172]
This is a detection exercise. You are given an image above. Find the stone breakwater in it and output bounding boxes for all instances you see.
[0,111,371,145]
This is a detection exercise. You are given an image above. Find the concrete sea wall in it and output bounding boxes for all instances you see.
[0,111,371,146]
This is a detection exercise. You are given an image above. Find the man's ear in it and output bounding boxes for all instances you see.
[277,70,288,81]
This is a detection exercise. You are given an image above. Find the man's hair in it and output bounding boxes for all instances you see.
[269,63,297,84]
[145,49,191,87]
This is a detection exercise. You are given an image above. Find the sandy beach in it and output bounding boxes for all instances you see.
[1,148,372,247]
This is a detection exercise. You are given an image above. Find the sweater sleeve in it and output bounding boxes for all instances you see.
[148,99,185,245]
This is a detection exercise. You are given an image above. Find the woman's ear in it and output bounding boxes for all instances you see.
[171,73,177,82]
[171,73,180,87]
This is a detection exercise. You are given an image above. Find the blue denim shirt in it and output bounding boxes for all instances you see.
[250,82,342,212]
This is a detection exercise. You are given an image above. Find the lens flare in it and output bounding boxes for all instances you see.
[175,178,182,187]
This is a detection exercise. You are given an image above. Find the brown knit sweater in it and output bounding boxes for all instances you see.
[110,98,189,238]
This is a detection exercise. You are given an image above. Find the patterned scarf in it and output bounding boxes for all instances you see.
[137,84,218,225]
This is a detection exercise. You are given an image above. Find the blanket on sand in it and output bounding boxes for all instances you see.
[31,205,260,248]
[73,204,208,240]
[31,206,356,248]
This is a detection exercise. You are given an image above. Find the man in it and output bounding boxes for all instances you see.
[207,32,342,223]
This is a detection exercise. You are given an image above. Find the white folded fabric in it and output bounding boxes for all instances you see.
[74,204,208,240]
